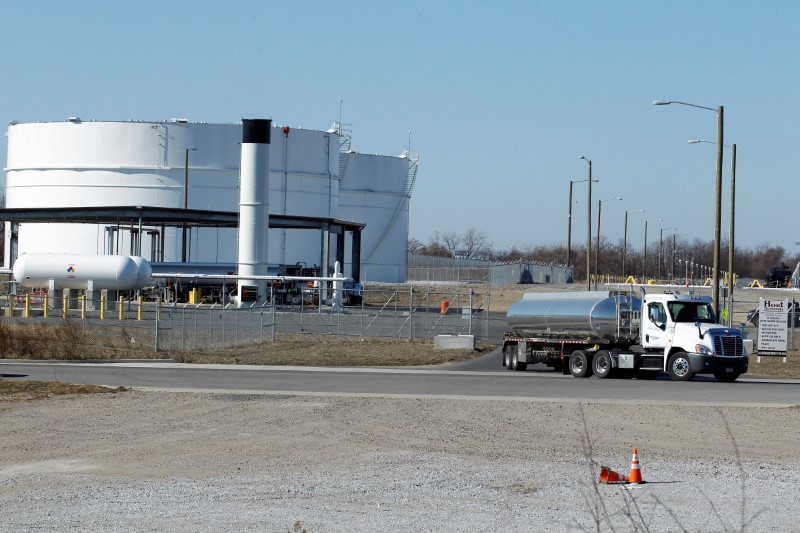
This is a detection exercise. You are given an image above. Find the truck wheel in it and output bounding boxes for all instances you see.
[510,346,527,371]
[569,350,592,378]
[592,351,612,379]
[713,371,741,383]
[667,352,694,381]
[505,345,516,371]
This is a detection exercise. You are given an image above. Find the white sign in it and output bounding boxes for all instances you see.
[757,298,789,356]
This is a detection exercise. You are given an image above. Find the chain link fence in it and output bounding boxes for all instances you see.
[0,287,494,356]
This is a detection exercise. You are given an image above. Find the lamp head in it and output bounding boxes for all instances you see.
[653,99,671,106]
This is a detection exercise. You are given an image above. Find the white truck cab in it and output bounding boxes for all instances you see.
[641,291,748,381]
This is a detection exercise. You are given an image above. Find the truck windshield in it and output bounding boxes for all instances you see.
[668,302,716,323]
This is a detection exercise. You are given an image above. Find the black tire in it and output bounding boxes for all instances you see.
[713,371,741,383]
[593,351,613,379]
[635,369,661,380]
[569,350,592,378]
[510,346,528,371]
[667,352,695,381]
[506,345,516,371]
[502,346,510,367]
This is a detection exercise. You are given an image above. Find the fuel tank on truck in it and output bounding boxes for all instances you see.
[13,253,151,290]
[506,291,641,341]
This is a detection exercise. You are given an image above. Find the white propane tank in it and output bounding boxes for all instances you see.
[13,254,151,290]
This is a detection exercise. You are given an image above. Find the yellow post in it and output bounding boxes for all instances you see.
[24,294,31,318]
[8,295,14,318]
[100,293,107,320]
[80,295,86,320]
[62,294,68,319]
[118,296,125,320]
[137,296,143,321]
[157,296,162,321]
[43,294,49,318]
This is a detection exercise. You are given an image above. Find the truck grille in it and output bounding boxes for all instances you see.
[713,335,744,357]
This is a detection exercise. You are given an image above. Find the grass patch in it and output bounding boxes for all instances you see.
[175,333,494,366]
[0,380,127,401]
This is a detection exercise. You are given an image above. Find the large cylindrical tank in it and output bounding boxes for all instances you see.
[506,291,641,341]
[13,253,151,290]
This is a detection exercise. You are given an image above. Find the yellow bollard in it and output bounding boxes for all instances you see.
[24,293,31,318]
[118,296,125,320]
[62,294,68,319]
[43,294,49,318]
[137,296,143,321]
[157,296,162,321]
[8,295,14,318]
[80,295,86,320]
[100,294,106,320]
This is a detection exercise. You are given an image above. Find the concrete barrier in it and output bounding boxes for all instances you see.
[434,335,475,350]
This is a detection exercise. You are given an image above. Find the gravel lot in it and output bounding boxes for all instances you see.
[2,390,800,532]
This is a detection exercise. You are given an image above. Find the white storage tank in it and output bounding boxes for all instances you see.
[339,152,414,283]
[13,253,151,290]
[4,119,415,282]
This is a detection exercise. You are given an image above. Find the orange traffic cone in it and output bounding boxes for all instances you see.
[599,466,629,484]
[628,448,643,484]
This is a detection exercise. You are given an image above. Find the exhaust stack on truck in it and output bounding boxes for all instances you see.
[502,287,748,382]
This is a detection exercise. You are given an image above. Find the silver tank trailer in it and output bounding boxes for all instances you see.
[506,291,641,342]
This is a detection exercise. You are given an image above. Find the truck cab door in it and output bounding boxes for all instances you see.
[642,302,669,348]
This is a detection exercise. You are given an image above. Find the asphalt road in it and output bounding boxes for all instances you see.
[2,351,799,407]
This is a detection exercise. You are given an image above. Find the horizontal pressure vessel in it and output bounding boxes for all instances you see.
[506,291,641,341]
[13,254,151,290]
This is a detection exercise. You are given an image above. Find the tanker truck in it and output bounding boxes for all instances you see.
[502,288,748,382]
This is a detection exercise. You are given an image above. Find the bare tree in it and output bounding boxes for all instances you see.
[434,231,461,257]
[407,237,424,255]
[462,227,492,259]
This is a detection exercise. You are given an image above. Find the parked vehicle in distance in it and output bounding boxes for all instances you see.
[766,266,793,288]
[746,302,800,327]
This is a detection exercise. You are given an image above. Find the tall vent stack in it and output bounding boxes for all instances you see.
[237,119,272,305]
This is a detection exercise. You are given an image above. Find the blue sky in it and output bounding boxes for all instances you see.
[2,1,798,253]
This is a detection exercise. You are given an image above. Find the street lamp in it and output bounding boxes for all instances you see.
[595,197,622,284]
[654,99,724,318]
[567,178,598,268]
[643,218,662,280]
[623,209,644,279]
[580,156,592,290]
[659,226,677,281]
[689,138,737,326]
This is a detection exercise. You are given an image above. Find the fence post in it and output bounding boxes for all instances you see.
[469,289,473,336]
[154,297,161,352]
[486,291,491,341]
[409,286,414,340]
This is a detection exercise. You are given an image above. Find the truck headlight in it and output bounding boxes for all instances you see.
[695,344,713,355]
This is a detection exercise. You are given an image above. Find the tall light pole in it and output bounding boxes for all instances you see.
[580,156,592,290]
[654,99,724,318]
[567,178,597,269]
[623,209,644,278]
[595,197,622,284]
[659,226,677,280]
[689,138,737,325]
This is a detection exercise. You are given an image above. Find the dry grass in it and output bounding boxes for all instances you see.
[175,333,494,366]
[0,380,127,401]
